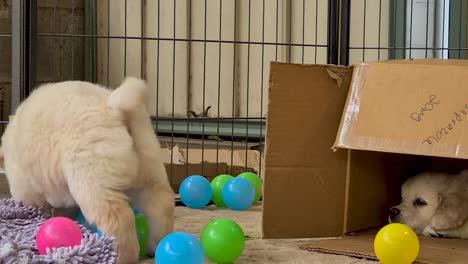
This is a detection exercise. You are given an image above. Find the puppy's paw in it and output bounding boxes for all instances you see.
[422,226,439,238]
[116,241,139,264]
[145,239,158,257]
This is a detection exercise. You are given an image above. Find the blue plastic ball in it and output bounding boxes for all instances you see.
[155,232,204,264]
[75,209,99,233]
[222,177,255,211]
[77,207,143,239]
[179,175,213,209]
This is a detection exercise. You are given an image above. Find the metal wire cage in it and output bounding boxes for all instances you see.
[5,0,468,191]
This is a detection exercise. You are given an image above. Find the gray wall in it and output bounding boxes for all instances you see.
[0,0,11,125]
[37,0,85,83]
[0,0,85,123]
[0,0,85,198]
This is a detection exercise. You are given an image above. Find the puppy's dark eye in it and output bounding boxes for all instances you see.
[413,198,427,207]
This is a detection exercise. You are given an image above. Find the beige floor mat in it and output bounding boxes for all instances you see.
[141,203,377,264]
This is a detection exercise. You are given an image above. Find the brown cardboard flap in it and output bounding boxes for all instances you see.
[345,150,389,233]
[333,59,468,160]
[263,62,353,238]
[302,230,468,264]
[378,58,468,66]
[179,148,262,175]
[163,147,262,191]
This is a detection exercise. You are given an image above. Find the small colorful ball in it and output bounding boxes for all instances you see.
[237,172,263,204]
[97,206,149,256]
[200,218,245,263]
[222,177,255,211]
[36,217,83,255]
[179,175,213,209]
[75,209,99,233]
[374,223,420,264]
[135,212,149,256]
[155,232,204,264]
[210,174,234,207]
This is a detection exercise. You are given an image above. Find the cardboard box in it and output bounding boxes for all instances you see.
[263,60,468,263]
[163,146,262,191]
[333,59,468,158]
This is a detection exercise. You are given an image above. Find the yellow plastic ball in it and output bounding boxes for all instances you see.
[374,223,420,264]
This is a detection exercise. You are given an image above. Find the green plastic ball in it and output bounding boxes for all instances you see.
[200,218,245,263]
[237,172,263,204]
[210,174,233,207]
[135,213,149,256]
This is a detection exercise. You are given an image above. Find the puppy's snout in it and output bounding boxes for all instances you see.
[389,207,400,220]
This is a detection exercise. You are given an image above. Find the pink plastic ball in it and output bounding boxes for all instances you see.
[36,217,83,255]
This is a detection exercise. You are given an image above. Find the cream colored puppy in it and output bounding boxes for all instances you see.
[0,78,175,263]
[389,170,468,239]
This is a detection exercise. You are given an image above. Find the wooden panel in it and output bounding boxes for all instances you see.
[145,0,189,117]
[95,0,332,118]
[0,174,10,198]
[189,0,236,118]
[97,0,143,88]
[349,0,390,63]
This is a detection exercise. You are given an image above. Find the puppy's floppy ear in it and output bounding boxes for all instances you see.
[431,192,468,231]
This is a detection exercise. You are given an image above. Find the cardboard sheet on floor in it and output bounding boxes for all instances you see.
[302,230,468,264]
[162,146,262,191]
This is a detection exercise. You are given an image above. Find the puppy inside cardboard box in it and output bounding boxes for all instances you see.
[387,154,468,240]
[0,78,175,264]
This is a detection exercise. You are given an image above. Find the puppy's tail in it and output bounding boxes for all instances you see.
[107,77,147,112]
[108,77,166,177]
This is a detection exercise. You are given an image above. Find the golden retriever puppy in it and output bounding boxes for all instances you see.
[0,78,175,263]
[389,170,468,239]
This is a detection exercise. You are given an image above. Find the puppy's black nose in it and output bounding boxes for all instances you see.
[389,207,400,220]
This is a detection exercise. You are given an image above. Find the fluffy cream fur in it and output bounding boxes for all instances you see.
[390,170,468,239]
[0,78,175,263]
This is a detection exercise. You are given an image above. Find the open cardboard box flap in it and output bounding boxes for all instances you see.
[263,60,468,263]
[333,59,468,159]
